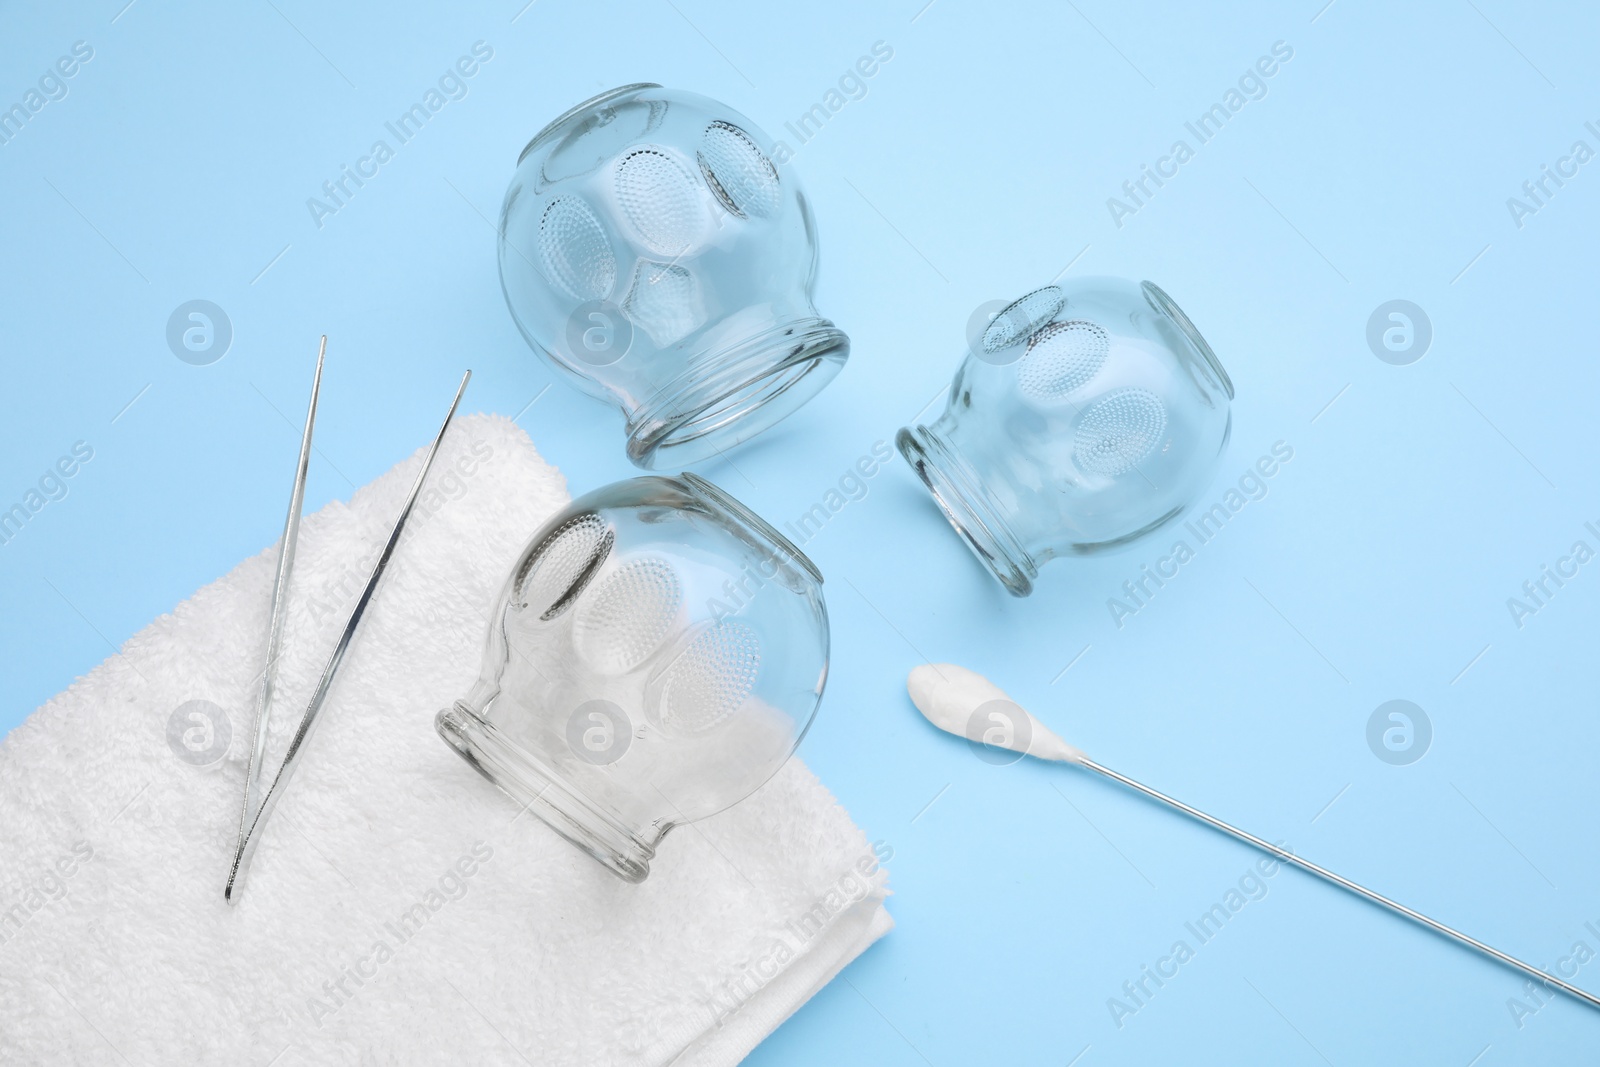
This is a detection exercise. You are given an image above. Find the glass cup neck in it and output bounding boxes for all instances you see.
[895,423,1039,596]
[622,316,848,468]
[437,702,660,882]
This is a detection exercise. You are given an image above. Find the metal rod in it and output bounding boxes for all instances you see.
[234,337,325,871]
[1078,757,1600,1012]
[225,370,472,904]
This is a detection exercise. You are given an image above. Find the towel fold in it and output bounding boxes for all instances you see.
[0,415,890,1066]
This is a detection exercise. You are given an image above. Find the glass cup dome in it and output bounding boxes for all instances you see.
[499,84,849,470]
[897,277,1234,596]
[436,473,829,881]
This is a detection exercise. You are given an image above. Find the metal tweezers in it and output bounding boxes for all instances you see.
[225,337,470,904]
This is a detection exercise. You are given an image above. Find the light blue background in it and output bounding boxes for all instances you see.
[4,0,1598,1063]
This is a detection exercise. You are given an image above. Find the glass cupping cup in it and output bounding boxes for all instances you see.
[499,84,849,469]
[436,473,829,881]
[898,277,1234,596]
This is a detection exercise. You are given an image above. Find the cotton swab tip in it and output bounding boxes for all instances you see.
[906,663,1084,764]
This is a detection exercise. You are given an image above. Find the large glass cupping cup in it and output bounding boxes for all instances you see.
[498,84,849,469]
[436,473,829,882]
[898,277,1234,597]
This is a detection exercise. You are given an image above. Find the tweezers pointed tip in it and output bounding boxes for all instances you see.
[442,370,472,421]
[310,337,328,394]
[223,853,244,906]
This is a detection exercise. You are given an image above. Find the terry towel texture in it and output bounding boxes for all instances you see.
[0,414,891,1066]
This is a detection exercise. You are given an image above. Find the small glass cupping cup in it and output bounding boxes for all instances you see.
[898,277,1234,596]
[436,473,828,882]
[499,84,849,470]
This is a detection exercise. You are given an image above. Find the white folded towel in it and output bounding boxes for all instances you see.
[0,415,890,1066]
